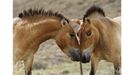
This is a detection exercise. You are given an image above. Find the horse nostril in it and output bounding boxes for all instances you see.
[81,53,90,63]
[82,55,87,61]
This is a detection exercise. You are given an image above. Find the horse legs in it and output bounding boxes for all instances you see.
[89,56,100,75]
[114,65,120,75]
[24,56,34,75]
[90,62,95,75]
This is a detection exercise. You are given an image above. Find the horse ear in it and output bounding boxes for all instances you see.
[61,19,68,26]
[84,18,90,24]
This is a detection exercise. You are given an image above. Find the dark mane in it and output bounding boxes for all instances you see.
[18,8,69,23]
[83,5,105,21]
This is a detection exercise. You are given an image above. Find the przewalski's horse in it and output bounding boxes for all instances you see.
[13,9,80,75]
[77,6,121,75]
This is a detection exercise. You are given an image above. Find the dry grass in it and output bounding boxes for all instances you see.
[13,40,115,75]
[14,59,114,75]
[14,0,121,18]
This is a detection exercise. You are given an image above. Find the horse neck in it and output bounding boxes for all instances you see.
[94,17,120,52]
[14,17,61,52]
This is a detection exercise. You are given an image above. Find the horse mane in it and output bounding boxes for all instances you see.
[83,5,105,21]
[18,8,69,23]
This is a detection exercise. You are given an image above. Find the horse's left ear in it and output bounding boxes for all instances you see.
[61,19,69,26]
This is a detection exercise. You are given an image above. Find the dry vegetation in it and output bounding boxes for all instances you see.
[13,0,121,75]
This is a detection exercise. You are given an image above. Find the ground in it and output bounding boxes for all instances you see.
[13,0,121,75]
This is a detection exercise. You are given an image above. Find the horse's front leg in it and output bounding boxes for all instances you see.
[90,62,95,75]
[89,56,100,75]
[114,65,120,75]
[24,56,34,75]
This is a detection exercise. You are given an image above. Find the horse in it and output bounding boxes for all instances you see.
[77,6,121,75]
[13,9,81,75]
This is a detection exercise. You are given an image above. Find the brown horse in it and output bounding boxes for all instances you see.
[77,6,121,75]
[13,9,80,75]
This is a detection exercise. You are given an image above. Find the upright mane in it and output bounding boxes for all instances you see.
[83,5,105,21]
[18,8,69,23]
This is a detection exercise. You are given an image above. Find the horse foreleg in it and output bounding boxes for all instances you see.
[89,56,100,75]
[90,62,95,75]
[114,65,120,75]
[24,56,34,75]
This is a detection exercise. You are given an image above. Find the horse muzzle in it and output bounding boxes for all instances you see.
[81,52,90,63]
[69,48,81,61]
[81,45,93,63]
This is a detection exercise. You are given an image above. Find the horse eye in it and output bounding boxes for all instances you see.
[70,33,75,38]
[86,31,92,36]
